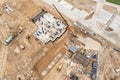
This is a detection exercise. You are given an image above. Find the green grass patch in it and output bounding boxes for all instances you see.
[107,0,120,5]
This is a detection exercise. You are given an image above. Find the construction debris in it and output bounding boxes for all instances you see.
[0,0,120,80]
[33,10,67,43]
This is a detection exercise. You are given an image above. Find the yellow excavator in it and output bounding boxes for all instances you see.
[5,16,28,45]
[57,63,63,72]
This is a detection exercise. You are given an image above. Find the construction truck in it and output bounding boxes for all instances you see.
[57,63,63,72]
[5,35,15,45]
[5,27,25,45]
[4,9,29,46]
[52,4,76,37]
[4,16,27,46]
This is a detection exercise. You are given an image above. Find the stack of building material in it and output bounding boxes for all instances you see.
[33,11,67,44]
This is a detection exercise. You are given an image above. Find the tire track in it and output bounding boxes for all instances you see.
[0,25,9,79]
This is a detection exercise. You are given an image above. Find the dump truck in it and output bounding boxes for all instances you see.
[57,63,63,72]
[53,4,76,37]
[5,27,25,46]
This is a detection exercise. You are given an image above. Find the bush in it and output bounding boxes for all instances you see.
[107,0,120,5]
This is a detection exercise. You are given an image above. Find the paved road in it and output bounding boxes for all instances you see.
[41,0,120,48]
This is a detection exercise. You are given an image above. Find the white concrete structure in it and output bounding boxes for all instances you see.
[59,0,73,10]
[73,8,88,19]
[44,0,88,20]
[97,9,113,24]
[34,13,67,43]
[110,15,120,28]
[109,15,120,39]
[78,36,101,51]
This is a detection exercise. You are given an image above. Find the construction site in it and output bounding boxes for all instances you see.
[0,0,120,80]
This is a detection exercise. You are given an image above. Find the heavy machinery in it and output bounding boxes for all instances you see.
[5,27,25,45]
[5,19,26,45]
[52,4,76,37]
[5,35,15,45]
[57,63,63,72]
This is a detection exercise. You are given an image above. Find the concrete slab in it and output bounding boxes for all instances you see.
[59,0,73,10]
[97,9,113,24]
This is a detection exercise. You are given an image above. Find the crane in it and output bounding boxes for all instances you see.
[52,4,76,37]
[4,12,30,45]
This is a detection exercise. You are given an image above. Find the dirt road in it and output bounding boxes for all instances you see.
[0,24,9,78]
[34,31,69,79]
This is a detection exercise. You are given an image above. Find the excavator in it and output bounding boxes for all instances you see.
[5,16,27,45]
[16,14,30,35]
[57,63,63,72]
[52,4,76,37]
[14,18,27,36]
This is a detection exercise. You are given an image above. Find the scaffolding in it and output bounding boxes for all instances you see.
[33,11,67,43]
